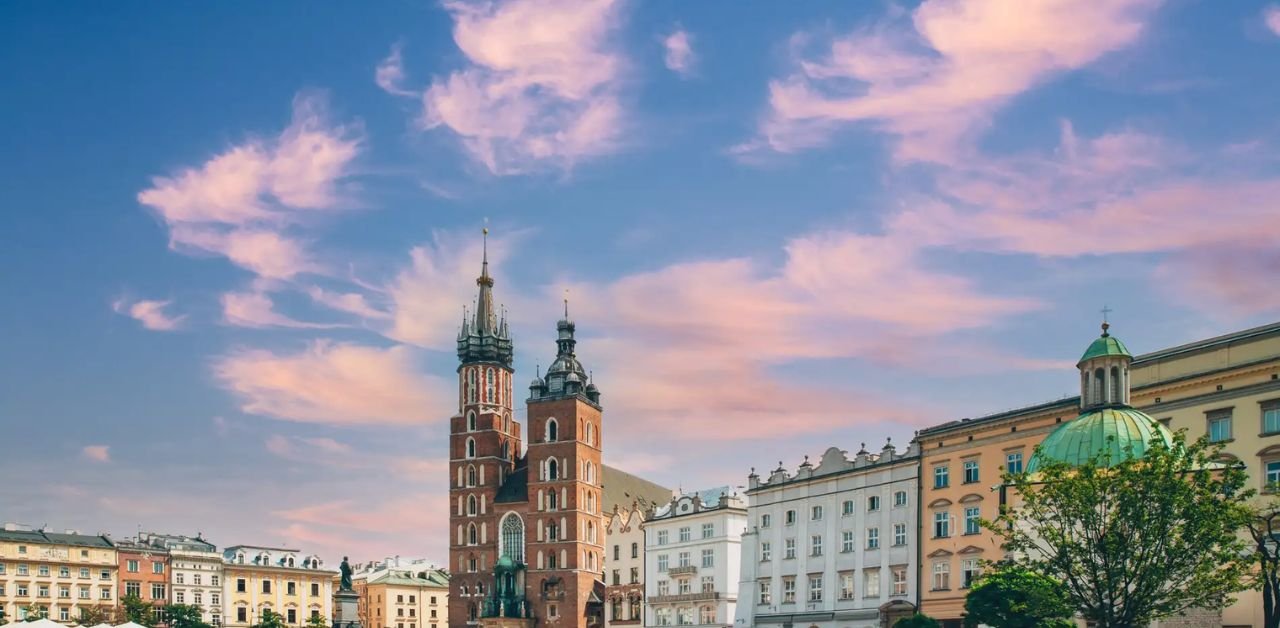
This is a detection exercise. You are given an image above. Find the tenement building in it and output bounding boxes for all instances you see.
[641,488,747,628]
[115,536,171,623]
[603,477,673,628]
[913,320,1280,628]
[0,524,118,624]
[736,443,918,628]
[221,545,333,628]
[350,557,449,628]
[137,533,224,627]
[448,233,612,628]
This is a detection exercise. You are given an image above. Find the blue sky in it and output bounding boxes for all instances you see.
[2,0,1279,564]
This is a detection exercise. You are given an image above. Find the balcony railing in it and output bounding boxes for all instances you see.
[647,592,727,604]
[666,566,697,576]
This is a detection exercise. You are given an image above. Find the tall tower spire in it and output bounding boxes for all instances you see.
[457,228,513,367]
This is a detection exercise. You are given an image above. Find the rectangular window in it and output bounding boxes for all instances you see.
[1006,452,1024,475]
[152,583,166,600]
[810,535,822,557]
[287,581,296,596]
[784,538,796,559]
[176,573,185,585]
[965,506,981,535]
[127,582,141,598]
[60,608,69,622]
[1267,461,1280,489]
[701,549,714,568]
[287,610,296,625]
[864,569,880,597]
[39,565,50,577]
[934,465,949,489]
[842,500,854,516]
[934,511,950,538]
[212,593,220,605]
[963,460,980,484]
[657,554,668,572]
[867,495,880,512]
[611,569,620,586]
[153,562,165,574]
[237,579,247,593]
[785,510,797,525]
[212,575,219,586]
[657,530,669,546]
[811,505,823,520]
[17,545,26,554]
[176,591,185,604]
[760,514,771,528]
[59,585,69,599]
[702,523,714,538]
[613,545,620,561]
[100,587,111,600]
[679,527,691,542]
[894,491,908,507]
[842,530,854,553]
[657,580,669,596]
[80,568,89,579]
[1265,401,1280,435]
[758,580,771,605]
[894,523,907,546]
[808,575,823,602]
[701,576,714,593]
[0,564,4,575]
[38,585,49,598]
[760,542,771,561]
[195,592,202,605]
[17,585,28,597]
[238,608,247,623]
[630,567,639,584]
[1208,409,1233,442]
[262,580,271,594]
[194,574,201,586]
[100,569,111,580]
[839,573,854,600]
[782,577,796,603]
[128,560,140,573]
[932,561,950,591]
[678,551,690,568]
[678,579,691,595]
[312,583,319,596]
[59,566,69,578]
[867,528,879,549]
[18,564,28,575]
[962,559,982,588]
[79,587,90,600]
[892,566,908,595]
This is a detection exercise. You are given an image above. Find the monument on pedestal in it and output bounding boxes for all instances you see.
[333,556,361,628]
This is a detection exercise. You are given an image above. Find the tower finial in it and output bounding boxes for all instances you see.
[1100,305,1113,336]
[563,287,570,319]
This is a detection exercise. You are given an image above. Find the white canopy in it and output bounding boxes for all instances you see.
[115,622,150,628]
[19,619,65,628]
[90,623,114,628]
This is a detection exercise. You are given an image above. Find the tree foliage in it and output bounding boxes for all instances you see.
[1249,499,1280,628]
[21,604,46,620]
[79,605,115,626]
[991,432,1254,627]
[121,594,156,627]
[893,613,941,628]
[253,609,287,628]
[305,614,329,628]
[963,563,1074,628]
[164,604,212,628]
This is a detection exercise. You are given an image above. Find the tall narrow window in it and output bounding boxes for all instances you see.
[1094,368,1106,404]
[467,495,478,516]
[1110,366,1121,403]
[500,514,525,563]
[548,458,559,480]
[467,465,477,487]
[467,411,477,432]
[486,368,495,403]
[466,438,476,459]
[546,419,559,443]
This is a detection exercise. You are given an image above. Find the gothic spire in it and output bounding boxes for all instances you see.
[457,228,513,367]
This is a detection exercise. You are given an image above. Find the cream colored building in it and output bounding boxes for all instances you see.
[0,524,118,624]
[222,545,334,628]
[604,503,647,627]
[350,558,448,628]
[914,320,1280,628]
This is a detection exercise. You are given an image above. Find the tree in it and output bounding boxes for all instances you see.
[893,614,941,628]
[21,603,47,620]
[79,605,115,626]
[253,609,287,628]
[305,614,329,628]
[164,604,212,628]
[992,432,1254,627]
[963,563,1074,628]
[1249,499,1280,628]
[121,594,156,627]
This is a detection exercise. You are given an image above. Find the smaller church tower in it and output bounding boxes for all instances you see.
[524,300,606,625]
[450,229,521,625]
[1078,320,1133,409]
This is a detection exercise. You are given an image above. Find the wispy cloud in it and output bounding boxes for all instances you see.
[375,42,415,97]
[266,435,352,462]
[221,290,344,329]
[112,298,186,331]
[746,0,1163,161]
[306,286,390,321]
[213,340,448,425]
[418,0,628,174]
[662,27,695,78]
[81,445,111,463]
[137,92,363,279]
[1265,5,1280,37]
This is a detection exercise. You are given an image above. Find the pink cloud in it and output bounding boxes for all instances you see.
[1265,5,1280,37]
[138,92,362,279]
[112,298,186,331]
[662,28,695,77]
[420,0,627,174]
[213,340,449,425]
[1157,244,1280,318]
[375,43,415,97]
[81,445,111,463]
[306,286,390,321]
[749,0,1163,161]
[266,435,352,462]
[221,290,343,329]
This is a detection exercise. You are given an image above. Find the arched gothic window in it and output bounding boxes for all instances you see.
[467,411,477,432]
[467,495,478,516]
[500,513,525,563]
[546,419,559,443]
[501,441,509,461]
[547,489,559,511]
[466,438,476,459]
[468,523,478,545]
[548,458,559,480]
[467,604,477,621]
[468,368,478,404]
[486,368,495,403]
[547,520,559,541]
[467,465,477,487]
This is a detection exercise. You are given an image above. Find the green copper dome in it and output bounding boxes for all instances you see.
[1026,407,1174,474]
[1078,325,1131,365]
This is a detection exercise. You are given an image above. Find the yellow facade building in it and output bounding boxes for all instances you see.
[221,545,334,628]
[914,321,1280,628]
[351,560,448,628]
[0,525,118,624]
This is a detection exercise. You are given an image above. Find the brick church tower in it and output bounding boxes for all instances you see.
[449,231,606,628]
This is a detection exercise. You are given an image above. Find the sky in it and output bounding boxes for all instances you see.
[2,0,1280,567]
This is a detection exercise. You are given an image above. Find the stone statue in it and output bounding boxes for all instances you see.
[339,556,353,591]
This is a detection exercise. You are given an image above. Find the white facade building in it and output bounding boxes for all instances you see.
[642,488,747,628]
[135,533,225,626]
[605,503,647,627]
[735,443,919,628]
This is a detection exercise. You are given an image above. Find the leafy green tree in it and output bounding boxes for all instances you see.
[21,603,47,620]
[1248,500,1280,628]
[892,613,941,628]
[164,604,212,628]
[963,563,1074,628]
[305,614,329,628]
[991,433,1254,627]
[253,609,287,628]
[121,594,156,627]
[79,605,114,625]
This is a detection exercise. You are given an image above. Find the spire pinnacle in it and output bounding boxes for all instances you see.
[1100,305,1112,336]
[563,288,570,320]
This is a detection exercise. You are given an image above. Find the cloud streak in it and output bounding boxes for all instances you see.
[113,298,186,331]
[81,445,111,463]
